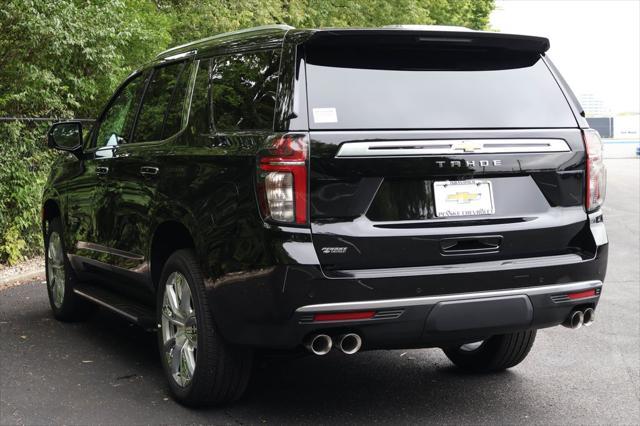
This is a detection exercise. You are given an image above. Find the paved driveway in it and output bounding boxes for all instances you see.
[1,159,638,425]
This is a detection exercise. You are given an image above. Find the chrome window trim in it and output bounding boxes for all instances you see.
[335,138,571,157]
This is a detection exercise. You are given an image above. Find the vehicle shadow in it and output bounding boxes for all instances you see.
[76,307,544,423]
[3,291,546,424]
[234,351,538,423]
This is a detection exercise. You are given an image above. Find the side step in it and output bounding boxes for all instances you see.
[74,284,156,330]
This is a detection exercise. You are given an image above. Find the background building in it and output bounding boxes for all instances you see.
[578,92,611,117]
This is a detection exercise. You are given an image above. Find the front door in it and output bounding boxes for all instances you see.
[77,71,148,288]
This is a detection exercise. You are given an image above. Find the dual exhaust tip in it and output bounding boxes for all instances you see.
[305,333,362,355]
[563,307,595,329]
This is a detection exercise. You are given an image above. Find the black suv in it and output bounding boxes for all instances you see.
[43,25,608,406]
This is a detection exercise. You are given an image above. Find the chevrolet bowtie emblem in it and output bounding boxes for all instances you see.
[446,191,481,204]
[452,141,483,152]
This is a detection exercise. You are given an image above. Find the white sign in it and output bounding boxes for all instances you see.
[312,107,338,123]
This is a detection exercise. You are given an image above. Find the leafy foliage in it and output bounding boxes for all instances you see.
[0,0,494,264]
[0,121,53,264]
[0,0,170,264]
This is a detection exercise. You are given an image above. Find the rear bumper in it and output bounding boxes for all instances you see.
[210,245,607,349]
[292,280,602,349]
[208,213,608,349]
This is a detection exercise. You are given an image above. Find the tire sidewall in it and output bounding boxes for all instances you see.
[444,330,537,372]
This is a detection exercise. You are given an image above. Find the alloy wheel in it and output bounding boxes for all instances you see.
[161,271,198,387]
[47,231,65,308]
[459,340,485,352]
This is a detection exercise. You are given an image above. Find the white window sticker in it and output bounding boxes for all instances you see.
[312,107,338,123]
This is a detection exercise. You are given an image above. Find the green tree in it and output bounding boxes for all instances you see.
[0,0,170,264]
[0,0,494,264]
[0,0,171,119]
[160,0,494,45]
[285,0,494,29]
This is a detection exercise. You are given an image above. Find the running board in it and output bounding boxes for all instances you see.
[73,284,156,330]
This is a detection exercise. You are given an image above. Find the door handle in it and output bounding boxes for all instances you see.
[440,236,502,255]
[140,166,159,177]
[96,166,109,176]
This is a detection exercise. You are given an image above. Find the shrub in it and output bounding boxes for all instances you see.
[0,121,55,264]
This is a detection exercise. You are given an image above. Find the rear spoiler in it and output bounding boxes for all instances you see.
[303,29,550,53]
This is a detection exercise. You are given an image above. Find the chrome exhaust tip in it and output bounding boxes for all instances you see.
[336,333,362,355]
[305,334,332,355]
[583,308,595,327]
[563,310,584,329]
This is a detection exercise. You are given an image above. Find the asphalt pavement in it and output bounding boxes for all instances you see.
[1,159,638,425]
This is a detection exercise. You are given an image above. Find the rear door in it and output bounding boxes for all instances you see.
[303,34,591,275]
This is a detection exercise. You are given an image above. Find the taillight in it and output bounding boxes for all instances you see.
[583,129,606,211]
[257,134,308,224]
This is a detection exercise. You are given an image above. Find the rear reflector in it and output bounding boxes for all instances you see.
[567,289,597,300]
[313,311,376,322]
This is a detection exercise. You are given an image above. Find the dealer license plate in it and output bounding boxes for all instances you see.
[433,180,495,217]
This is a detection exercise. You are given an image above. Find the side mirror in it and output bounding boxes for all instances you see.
[47,121,83,153]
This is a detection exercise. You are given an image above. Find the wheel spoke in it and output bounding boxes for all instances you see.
[182,341,196,377]
[55,267,65,285]
[178,280,192,316]
[162,311,185,327]
[166,282,182,318]
[171,338,186,380]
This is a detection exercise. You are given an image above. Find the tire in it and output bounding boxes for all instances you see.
[44,217,93,321]
[157,249,253,407]
[443,330,537,373]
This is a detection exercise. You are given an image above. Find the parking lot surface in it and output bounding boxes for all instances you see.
[1,159,638,425]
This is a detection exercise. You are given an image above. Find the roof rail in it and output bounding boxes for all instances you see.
[381,24,473,32]
[156,24,294,58]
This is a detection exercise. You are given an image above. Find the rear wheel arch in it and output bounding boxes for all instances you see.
[149,220,196,289]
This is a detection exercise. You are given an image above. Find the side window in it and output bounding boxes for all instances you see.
[190,59,214,135]
[210,50,280,131]
[132,61,190,143]
[94,72,146,149]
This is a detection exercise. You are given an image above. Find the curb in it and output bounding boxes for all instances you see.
[0,269,45,288]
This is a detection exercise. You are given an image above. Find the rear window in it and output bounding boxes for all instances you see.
[305,46,577,129]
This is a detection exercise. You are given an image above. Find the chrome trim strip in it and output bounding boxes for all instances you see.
[335,139,570,157]
[333,253,583,279]
[296,280,602,313]
[76,241,144,261]
[265,161,306,166]
[73,289,138,322]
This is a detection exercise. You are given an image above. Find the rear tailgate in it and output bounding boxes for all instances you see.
[303,31,593,275]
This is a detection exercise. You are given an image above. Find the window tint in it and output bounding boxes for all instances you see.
[305,47,577,129]
[95,73,146,149]
[210,51,280,131]
[133,61,190,143]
